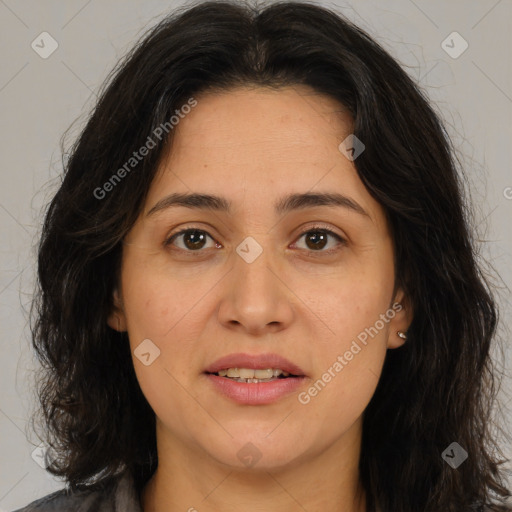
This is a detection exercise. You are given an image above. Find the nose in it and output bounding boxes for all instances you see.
[216,238,295,336]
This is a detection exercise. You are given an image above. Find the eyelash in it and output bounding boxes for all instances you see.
[164,225,346,256]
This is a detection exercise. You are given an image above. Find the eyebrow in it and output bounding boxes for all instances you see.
[146,192,370,219]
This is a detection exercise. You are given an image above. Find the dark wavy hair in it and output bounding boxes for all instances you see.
[30,1,511,510]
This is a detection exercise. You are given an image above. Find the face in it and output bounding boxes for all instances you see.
[108,85,410,472]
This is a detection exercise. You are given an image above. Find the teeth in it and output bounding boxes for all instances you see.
[255,369,272,379]
[216,368,291,379]
[241,368,259,379]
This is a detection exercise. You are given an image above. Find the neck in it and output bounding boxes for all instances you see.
[140,418,366,512]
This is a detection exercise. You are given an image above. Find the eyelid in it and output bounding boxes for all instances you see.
[164,225,221,250]
[290,223,347,254]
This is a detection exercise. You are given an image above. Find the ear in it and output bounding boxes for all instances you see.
[107,288,127,332]
[386,288,413,349]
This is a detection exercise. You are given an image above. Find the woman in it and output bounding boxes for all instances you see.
[16,1,511,511]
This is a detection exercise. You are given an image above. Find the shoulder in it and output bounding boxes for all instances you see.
[11,486,110,512]
[11,470,142,512]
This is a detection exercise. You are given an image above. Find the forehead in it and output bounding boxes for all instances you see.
[147,85,384,229]
[169,85,351,155]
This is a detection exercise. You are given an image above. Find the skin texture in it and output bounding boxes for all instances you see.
[108,85,412,512]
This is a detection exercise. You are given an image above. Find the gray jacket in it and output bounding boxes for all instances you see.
[12,471,143,512]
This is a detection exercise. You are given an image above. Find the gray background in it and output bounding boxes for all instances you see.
[0,0,511,509]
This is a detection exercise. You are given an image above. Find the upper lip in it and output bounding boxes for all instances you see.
[204,352,306,376]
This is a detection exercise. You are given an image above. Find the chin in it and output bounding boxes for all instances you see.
[198,430,309,472]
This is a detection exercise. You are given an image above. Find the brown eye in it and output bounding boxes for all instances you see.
[165,229,218,251]
[304,231,328,250]
[294,228,345,253]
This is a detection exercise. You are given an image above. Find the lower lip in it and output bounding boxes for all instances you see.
[205,374,306,405]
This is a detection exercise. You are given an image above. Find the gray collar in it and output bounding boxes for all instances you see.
[112,470,144,512]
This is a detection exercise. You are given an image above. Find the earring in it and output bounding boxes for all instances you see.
[397,331,407,340]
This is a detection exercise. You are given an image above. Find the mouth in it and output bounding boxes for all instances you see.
[204,352,306,379]
[205,367,302,383]
[203,353,307,404]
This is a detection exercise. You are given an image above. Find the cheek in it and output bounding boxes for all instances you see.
[123,283,207,388]
[300,326,387,437]
[296,257,393,422]
[297,257,394,348]
[118,263,195,387]
[121,252,213,340]
[121,270,208,427]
